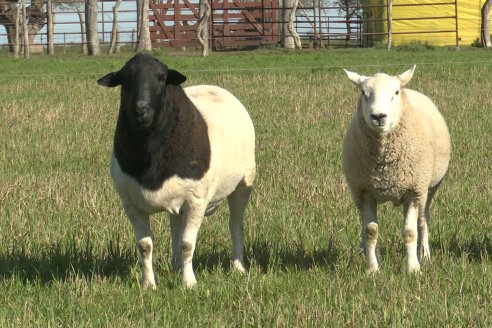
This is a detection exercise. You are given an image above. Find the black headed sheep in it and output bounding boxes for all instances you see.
[98,54,256,288]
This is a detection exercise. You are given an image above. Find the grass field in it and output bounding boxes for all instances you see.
[1,47,491,326]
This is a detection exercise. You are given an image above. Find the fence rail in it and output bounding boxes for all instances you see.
[0,0,460,54]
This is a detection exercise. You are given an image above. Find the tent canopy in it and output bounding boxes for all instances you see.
[364,0,488,46]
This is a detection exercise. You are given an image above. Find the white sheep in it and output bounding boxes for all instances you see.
[97,54,256,288]
[342,65,451,273]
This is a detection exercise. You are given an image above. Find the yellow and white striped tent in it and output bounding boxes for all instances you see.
[364,0,490,46]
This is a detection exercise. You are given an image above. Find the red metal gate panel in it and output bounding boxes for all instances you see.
[210,0,278,48]
[149,0,201,48]
[149,0,279,49]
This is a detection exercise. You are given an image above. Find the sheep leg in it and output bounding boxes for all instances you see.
[402,198,421,273]
[180,203,206,288]
[227,181,252,273]
[360,195,379,273]
[126,208,156,289]
[419,185,439,262]
[417,213,430,262]
[169,213,184,271]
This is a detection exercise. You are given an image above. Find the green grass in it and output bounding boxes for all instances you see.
[1,47,491,326]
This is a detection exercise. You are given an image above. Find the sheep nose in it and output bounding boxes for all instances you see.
[370,113,387,125]
[136,100,149,115]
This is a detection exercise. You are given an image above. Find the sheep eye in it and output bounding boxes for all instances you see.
[395,90,399,95]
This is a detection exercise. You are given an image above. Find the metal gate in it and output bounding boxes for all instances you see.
[148,0,279,49]
[210,0,278,48]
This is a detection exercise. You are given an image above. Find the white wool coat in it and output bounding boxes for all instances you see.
[343,88,451,207]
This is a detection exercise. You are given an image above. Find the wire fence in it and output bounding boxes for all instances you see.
[0,0,469,54]
[0,0,138,52]
[2,59,492,80]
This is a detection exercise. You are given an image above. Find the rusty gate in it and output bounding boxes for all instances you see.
[149,0,279,49]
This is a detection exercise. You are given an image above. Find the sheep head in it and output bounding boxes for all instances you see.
[97,53,187,130]
[344,65,416,134]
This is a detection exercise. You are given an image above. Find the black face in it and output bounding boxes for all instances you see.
[97,53,187,130]
[120,62,164,129]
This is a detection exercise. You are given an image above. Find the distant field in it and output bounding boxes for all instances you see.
[1,47,491,326]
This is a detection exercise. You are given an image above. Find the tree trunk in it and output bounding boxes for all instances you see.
[1,0,45,53]
[136,0,151,52]
[197,0,210,56]
[47,0,54,55]
[287,0,301,49]
[387,0,393,50]
[482,0,492,48]
[22,0,29,58]
[85,0,100,55]
[108,0,122,54]
[76,7,87,55]
[116,29,120,53]
[14,9,20,58]
[0,0,17,53]
[136,0,141,43]
[345,13,351,45]
[283,0,295,48]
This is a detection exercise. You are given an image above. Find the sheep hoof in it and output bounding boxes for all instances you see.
[141,280,157,290]
[407,262,421,274]
[231,260,247,274]
[183,278,198,289]
[421,248,431,262]
[366,265,379,274]
[171,260,182,272]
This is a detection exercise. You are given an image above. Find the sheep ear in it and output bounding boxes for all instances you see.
[168,69,187,85]
[343,69,367,86]
[97,72,121,87]
[397,65,416,87]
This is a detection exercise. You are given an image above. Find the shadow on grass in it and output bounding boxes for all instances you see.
[1,235,341,285]
[0,235,135,285]
[433,234,492,262]
[193,238,340,274]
